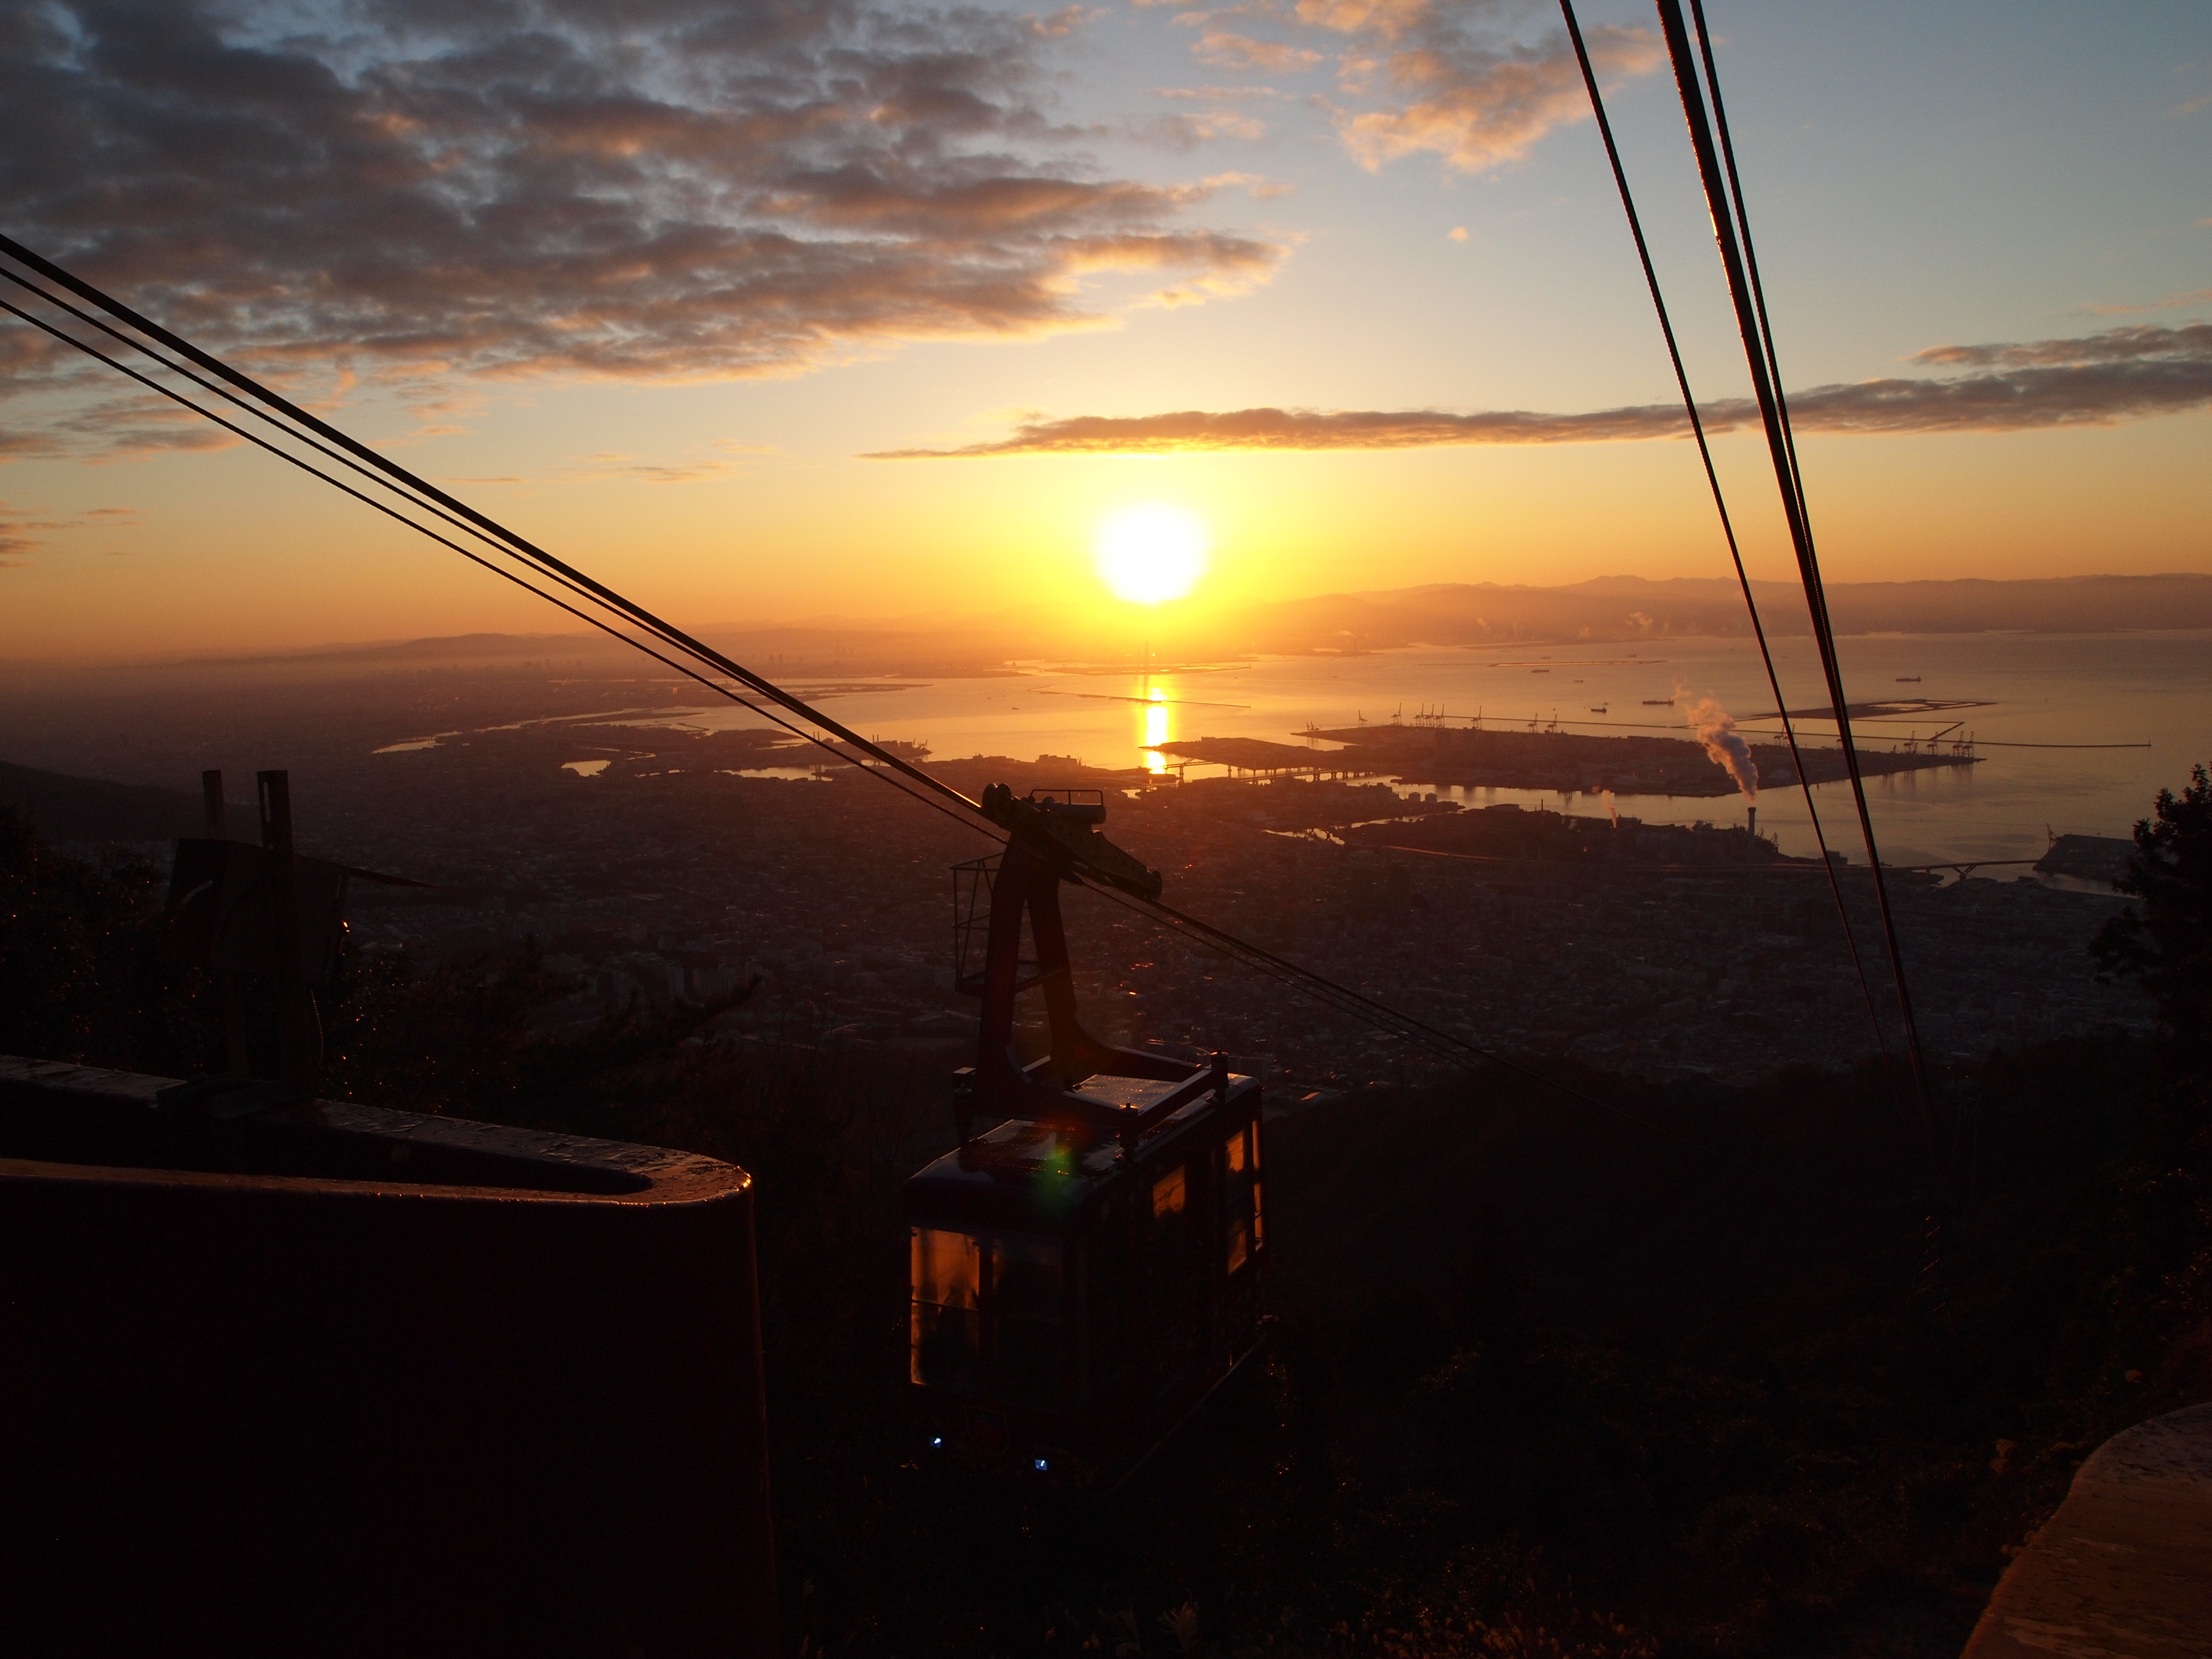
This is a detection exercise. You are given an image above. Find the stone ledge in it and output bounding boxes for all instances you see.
[1962,1400,2212,1659]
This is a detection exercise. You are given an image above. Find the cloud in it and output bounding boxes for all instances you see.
[1904,323,2211,371]
[0,507,65,564]
[1293,0,1432,43]
[1138,109,1271,145]
[2083,287,2212,315]
[0,500,140,566]
[1335,24,1662,173]
[867,324,2212,454]
[1030,6,1108,39]
[1270,0,1663,173]
[868,403,1697,455]
[0,390,244,464]
[557,437,778,482]
[1202,170,1294,198]
[1152,83,1288,99]
[0,0,1285,404]
[1193,31,1324,72]
[560,453,739,484]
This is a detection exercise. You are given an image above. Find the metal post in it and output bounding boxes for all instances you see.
[257,770,321,1092]
[199,768,255,1074]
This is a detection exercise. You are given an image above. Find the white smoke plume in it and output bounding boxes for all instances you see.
[1684,697,1758,800]
[1602,789,1620,826]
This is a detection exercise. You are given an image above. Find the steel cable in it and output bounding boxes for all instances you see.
[0,263,1478,1066]
[2,235,1762,1161]
[0,230,986,823]
[1555,0,1895,1069]
[0,287,1001,850]
[1650,0,1937,1132]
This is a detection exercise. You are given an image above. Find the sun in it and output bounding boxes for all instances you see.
[1093,503,1209,605]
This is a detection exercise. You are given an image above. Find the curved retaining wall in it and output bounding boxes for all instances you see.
[1962,1400,2212,1659]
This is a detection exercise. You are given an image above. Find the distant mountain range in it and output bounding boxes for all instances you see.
[1222,573,2212,653]
[36,573,2212,679]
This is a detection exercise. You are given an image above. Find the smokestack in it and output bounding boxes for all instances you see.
[1684,696,1759,802]
[1747,804,1756,840]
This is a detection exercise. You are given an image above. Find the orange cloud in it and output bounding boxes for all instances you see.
[1336,25,1663,173]
[0,499,140,566]
[1262,1,1664,174]
[870,326,2212,454]
[1294,0,1432,41]
[2081,288,2212,316]
[1193,31,1325,72]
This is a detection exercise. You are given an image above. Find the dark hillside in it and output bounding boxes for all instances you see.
[0,760,232,844]
[4,806,2207,1656]
[1254,1046,2204,1655]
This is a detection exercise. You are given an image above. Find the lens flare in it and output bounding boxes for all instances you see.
[1094,504,1209,605]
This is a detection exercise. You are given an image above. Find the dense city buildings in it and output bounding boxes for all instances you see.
[2,657,2145,1098]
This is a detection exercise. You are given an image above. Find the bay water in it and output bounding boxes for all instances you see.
[652,630,2210,871]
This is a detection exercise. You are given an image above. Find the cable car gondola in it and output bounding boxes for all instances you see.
[903,787,1266,1483]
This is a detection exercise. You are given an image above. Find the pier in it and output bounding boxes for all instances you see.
[1155,723,1980,798]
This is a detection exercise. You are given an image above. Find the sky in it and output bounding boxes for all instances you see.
[0,0,2207,659]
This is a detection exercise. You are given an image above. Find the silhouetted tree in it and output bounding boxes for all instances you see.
[2094,763,2212,1059]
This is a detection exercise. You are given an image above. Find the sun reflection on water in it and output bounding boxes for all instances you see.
[1143,685,1170,774]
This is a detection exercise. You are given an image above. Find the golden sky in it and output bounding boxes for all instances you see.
[1,1,2207,659]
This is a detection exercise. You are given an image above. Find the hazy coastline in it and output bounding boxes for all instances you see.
[11,571,2212,680]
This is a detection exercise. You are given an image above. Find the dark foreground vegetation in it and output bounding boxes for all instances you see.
[4,772,2210,1658]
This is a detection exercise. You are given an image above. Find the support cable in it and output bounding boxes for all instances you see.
[0,260,775,704]
[1688,0,1809,531]
[0,267,1490,1078]
[0,263,1508,1077]
[0,231,984,824]
[0,256,972,834]
[0,289,997,849]
[1650,0,1937,1133]
[1555,0,1894,1068]
[2,236,1763,1168]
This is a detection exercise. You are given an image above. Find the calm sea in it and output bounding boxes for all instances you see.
[653,631,2211,871]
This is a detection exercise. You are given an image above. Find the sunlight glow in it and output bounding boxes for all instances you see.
[1094,504,1209,605]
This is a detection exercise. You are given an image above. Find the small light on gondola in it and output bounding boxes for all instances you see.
[930,1436,944,1448]
[1034,1458,1049,1472]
